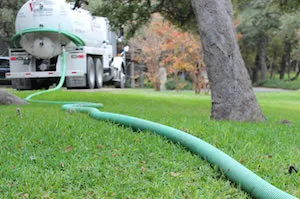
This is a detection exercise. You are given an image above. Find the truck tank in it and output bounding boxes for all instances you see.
[12,0,116,59]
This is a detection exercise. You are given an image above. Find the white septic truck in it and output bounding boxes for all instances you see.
[6,0,127,90]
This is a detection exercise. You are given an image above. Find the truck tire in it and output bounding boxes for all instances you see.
[115,67,125,88]
[86,56,95,89]
[95,58,103,88]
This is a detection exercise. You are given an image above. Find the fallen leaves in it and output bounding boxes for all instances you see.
[170,172,180,177]
[113,154,118,158]
[280,119,292,126]
[64,145,74,152]
[141,166,147,173]
[240,157,245,164]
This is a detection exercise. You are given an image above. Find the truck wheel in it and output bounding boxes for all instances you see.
[86,56,95,89]
[95,58,103,88]
[115,67,125,88]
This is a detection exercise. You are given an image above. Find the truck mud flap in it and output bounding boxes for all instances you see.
[12,78,32,90]
[66,76,86,88]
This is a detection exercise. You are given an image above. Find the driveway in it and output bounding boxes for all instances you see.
[253,87,295,92]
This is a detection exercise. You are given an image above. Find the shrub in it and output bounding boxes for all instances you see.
[144,79,154,88]
[166,78,193,90]
[255,79,300,90]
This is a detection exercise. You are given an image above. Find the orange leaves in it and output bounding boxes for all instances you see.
[163,30,204,74]
[234,19,241,27]
[236,33,244,40]
[234,19,244,40]
[130,14,205,91]
[164,56,172,64]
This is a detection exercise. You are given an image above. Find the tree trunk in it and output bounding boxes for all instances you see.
[279,40,291,80]
[291,60,300,81]
[269,60,273,79]
[287,56,291,81]
[280,54,287,80]
[154,76,161,91]
[270,51,277,79]
[0,90,28,105]
[256,39,267,82]
[252,65,259,84]
[191,0,266,122]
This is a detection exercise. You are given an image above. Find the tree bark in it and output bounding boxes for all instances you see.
[0,90,28,105]
[256,39,267,82]
[270,51,277,79]
[191,0,266,122]
[279,39,291,80]
[252,64,259,84]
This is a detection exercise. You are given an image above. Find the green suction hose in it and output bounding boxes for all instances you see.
[25,48,103,108]
[11,28,85,48]
[25,49,298,199]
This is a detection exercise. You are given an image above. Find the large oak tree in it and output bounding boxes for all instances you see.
[0,0,26,55]
[191,0,266,121]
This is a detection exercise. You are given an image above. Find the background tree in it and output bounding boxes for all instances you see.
[0,0,26,55]
[90,0,197,39]
[236,0,280,83]
[291,29,300,80]
[276,11,300,80]
[163,30,206,93]
[130,15,205,93]
[266,36,284,79]
[129,21,165,91]
[236,0,300,82]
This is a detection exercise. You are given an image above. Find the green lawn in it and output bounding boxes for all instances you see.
[0,89,299,198]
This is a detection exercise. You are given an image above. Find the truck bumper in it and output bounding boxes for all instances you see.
[5,71,84,79]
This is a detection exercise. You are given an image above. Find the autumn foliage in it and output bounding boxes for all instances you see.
[130,14,208,92]
[234,19,244,40]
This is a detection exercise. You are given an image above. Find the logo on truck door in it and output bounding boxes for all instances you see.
[30,0,54,16]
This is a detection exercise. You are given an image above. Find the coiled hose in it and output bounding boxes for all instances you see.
[25,49,297,199]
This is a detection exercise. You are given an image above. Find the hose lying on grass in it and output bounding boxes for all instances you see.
[25,49,297,199]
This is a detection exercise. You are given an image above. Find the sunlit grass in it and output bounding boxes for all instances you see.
[0,89,299,198]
